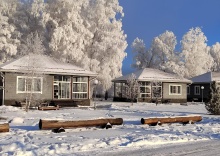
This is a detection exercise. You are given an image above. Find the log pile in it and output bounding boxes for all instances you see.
[0,123,9,133]
[39,118,123,130]
[141,115,202,126]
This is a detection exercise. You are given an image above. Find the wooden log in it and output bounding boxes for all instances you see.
[39,118,123,130]
[141,115,202,125]
[38,105,59,111]
[0,123,9,133]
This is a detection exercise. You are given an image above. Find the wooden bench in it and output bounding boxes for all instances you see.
[38,104,59,111]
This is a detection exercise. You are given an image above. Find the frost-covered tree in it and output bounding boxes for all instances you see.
[210,42,220,71]
[0,0,20,63]
[131,37,158,69]
[42,0,127,92]
[205,81,220,115]
[151,31,177,68]
[19,32,46,111]
[131,31,184,76]
[19,31,45,56]
[123,73,140,105]
[181,27,213,78]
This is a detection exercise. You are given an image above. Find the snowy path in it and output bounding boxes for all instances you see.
[102,140,220,156]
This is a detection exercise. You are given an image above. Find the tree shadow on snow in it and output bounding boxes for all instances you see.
[10,125,39,131]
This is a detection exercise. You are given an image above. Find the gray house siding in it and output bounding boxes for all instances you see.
[114,81,188,103]
[3,73,91,106]
[163,83,187,103]
[4,73,53,105]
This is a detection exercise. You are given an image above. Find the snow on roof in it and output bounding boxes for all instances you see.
[112,68,191,83]
[191,71,220,83]
[0,54,97,77]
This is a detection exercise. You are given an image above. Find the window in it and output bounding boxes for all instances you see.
[152,82,162,98]
[17,76,42,93]
[139,81,151,98]
[53,76,71,99]
[187,86,190,95]
[169,85,182,95]
[194,86,200,95]
[72,77,88,99]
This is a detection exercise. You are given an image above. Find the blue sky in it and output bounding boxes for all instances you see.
[119,0,220,75]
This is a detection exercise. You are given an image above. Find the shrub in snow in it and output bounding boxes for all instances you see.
[123,73,140,105]
[205,81,220,115]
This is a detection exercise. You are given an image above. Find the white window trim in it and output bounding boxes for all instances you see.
[169,85,182,95]
[194,86,200,95]
[72,77,88,99]
[16,76,43,94]
[139,82,151,98]
[53,76,71,99]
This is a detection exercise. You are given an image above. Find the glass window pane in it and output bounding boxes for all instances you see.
[61,83,70,98]
[34,78,41,92]
[18,78,25,92]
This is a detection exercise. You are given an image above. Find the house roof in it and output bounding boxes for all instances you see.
[191,72,220,83]
[112,68,191,83]
[0,54,97,77]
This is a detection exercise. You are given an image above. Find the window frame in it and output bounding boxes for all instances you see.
[53,75,71,99]
[169,84,182,95]
[139,81,151,98]
[72,76,88,99]
[187,86,190,95]
[194,86,200,95]
[16,76,43,94]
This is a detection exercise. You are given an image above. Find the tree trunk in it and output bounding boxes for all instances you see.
[39,118,123,130]
[0,123,9,133]
[141,116,202,125]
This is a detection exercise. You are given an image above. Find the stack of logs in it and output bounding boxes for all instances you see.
[0,123,9,133]
[141,115,202,126]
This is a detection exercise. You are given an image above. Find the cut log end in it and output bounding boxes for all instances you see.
[141,118,145,124]
[39,119,43,130]
[0,123,9,133]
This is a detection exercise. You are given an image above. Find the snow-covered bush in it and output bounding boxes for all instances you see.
[123,73,140,105]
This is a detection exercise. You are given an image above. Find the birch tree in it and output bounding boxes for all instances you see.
[19,32,46,111]
[131,37,158,69]
[181,27,213,78]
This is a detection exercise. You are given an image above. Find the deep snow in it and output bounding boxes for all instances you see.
[0,101,220,156]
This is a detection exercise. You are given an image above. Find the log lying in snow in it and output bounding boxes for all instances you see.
[141,115,202,126]
[0,123,9,133]
[39,118,123,130]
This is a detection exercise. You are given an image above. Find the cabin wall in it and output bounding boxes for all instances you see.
[4,73,91,106]
[163,83,187,103]
[4,73,52,105]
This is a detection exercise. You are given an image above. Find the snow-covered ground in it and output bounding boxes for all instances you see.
[0,101,220,156]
